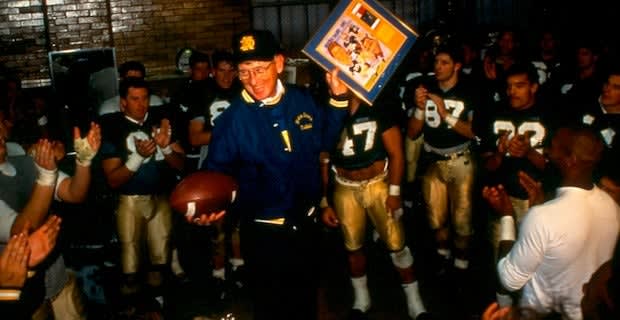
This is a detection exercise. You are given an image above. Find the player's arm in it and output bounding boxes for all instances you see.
[428,93,474,139]
[57,123,101,203]
[153,119,184,171]
[406,86,426,139]
[319,151,339,227]
[383,125,404,214]
[482,132,510,172]
[188,118,212,147]
[8,140,57,236]
[497,208,546,291]
[507,134,546,170]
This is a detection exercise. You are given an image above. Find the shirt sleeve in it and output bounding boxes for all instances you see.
[497,207,548,291]
[0,200,18,243]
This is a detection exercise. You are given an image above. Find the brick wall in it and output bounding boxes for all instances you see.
[0,0,250,85]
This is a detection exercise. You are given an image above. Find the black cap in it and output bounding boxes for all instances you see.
[232,29,281,63]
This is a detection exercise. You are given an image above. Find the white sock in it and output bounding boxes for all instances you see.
[454,258,469,270]
[351,275,370,312]
[213,267,226,280]
[437,248,451,259]
[229,258,245,271]
[170,248,185,276]
[403,281,426,319]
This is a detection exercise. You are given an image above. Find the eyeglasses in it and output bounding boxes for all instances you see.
[238,62,273,80]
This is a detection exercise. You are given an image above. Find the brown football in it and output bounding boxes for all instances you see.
[170,170,238,219]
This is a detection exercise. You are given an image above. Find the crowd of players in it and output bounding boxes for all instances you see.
[1,25,620,320]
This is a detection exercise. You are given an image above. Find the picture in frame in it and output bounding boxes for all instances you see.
[302,0,418,105]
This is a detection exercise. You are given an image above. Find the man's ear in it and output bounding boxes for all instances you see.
[274,54,286,74]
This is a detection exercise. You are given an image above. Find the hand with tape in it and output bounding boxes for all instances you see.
[74,122,101,167]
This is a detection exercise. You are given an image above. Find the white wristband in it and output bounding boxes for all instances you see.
[499,216,516,241]
[414,108,425,120]
[444,115,458,127]
[35,163,58,187]
[125,153,145,172]
[388,184,400,196]
[319,196,329,209]
[37,115,48,126]
[161,145,173,155]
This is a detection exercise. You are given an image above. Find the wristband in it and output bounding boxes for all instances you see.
[444,115,458,127]
[161,145,173,155]
[321,157,330,164]
[37,115,48,126]
[35,163,58,187]
[414,108,425,120]
[388,184,401,196]
[125,153,145,172]
[499,216,516,241]
[319,196,329,209]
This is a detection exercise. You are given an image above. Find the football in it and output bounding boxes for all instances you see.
[170,170,238,219]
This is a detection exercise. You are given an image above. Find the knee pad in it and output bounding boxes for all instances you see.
[390,246,413,269]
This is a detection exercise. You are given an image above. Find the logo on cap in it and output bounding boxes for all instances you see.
[240,36,256,52]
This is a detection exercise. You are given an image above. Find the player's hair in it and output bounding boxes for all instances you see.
[119,61,146,78]
[119,77,150,98]
[212,50,235,68]
[189,51,210,68]
[434,42,464,64]
[505,62,539,85]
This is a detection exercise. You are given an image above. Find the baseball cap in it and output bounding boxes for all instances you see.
[232,29,281,63]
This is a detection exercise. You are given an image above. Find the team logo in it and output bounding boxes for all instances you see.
[294,112,313,130]
[240,36,255,52]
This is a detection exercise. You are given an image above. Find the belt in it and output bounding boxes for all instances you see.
[433,150,469,160]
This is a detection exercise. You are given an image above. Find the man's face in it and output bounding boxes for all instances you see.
[213,61,237,90]
[191,62,210,81]
[577,48,597,69]
[601,75,620,109]
[237,55,284,101]
[434,53,459,82]
[121,87,149,122]
[506,73,537,110]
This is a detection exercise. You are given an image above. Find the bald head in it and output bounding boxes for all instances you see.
[550,127,604,175]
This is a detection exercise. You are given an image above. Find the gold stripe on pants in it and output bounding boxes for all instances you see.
[333,174,405,252]
[117,194,172,274]
[422,153,475,241]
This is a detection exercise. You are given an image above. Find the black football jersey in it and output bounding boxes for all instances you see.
[331,103,397,170]
[422,81,477,149]
[99,106,179,195]
[479,103,552,198]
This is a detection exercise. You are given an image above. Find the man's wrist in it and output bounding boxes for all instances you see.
[444,115,458,127]
[388,184,401,196]
[125,153,144,172]
[35,164,58,187]
[414,108,425,121]
[319,196,329,209]
[499,215,516,241]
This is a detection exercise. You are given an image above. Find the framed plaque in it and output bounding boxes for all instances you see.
[302,0,417,105]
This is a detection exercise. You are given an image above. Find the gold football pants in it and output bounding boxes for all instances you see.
[422,153,475,248]
[333,173,405,252]
[117,194,172,274]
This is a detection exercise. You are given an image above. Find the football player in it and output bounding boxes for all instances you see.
[322,92,430,320]
[407,43,477,279]
[477,62,553,307]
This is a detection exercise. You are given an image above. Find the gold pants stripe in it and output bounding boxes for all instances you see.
[117,194,172,274]
[333,175,405,252]
[422,153,475,241]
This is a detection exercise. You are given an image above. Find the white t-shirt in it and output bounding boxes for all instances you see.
[498,186,620,320]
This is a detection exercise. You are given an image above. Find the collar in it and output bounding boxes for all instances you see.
[241,80,285,106]
[0,161,16,177]
[556,185,596,196]
[124,112,149,125]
